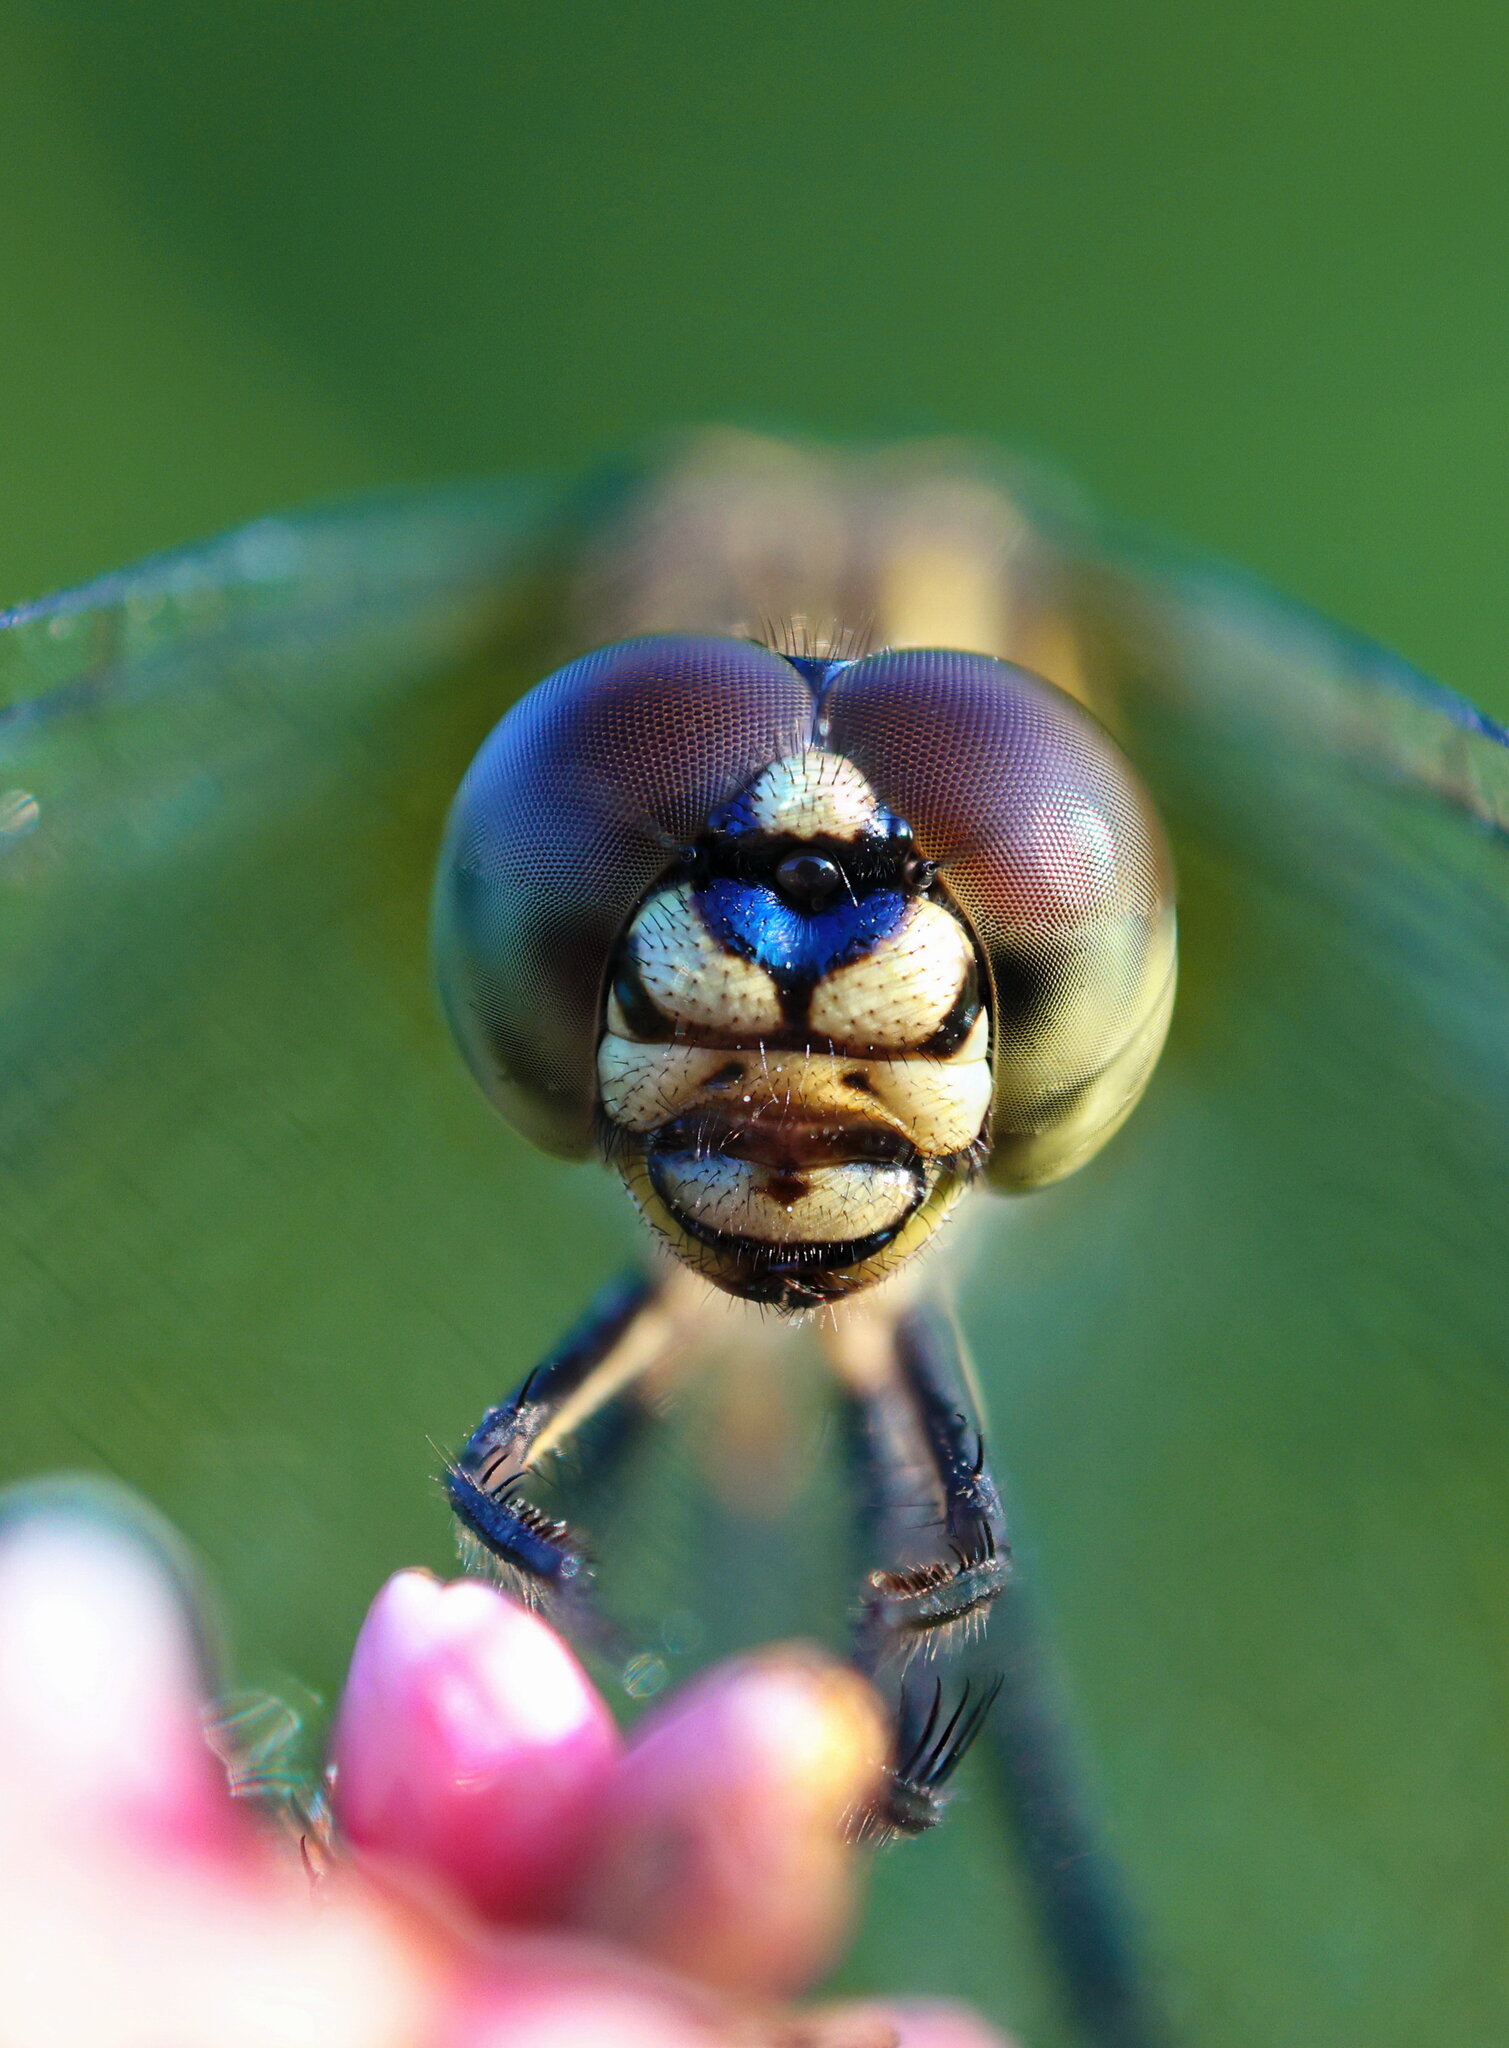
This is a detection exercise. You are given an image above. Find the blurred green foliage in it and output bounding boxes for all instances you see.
[4,2,1509,712]
[5,11,1509,2047]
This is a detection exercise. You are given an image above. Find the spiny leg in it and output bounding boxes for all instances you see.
[446,1269,688,1639]
[830,1294,1170,2048]
[825,1294,1009,1837]
[871,1303,1008,1654]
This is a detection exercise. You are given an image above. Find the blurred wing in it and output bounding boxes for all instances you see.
[0,484,546,716]
[912,536,1509,2047]
[0,481,551,1083]
[0,480,658,1676]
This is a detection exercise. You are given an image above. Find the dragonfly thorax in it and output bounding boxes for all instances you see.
[596,750,992,1307]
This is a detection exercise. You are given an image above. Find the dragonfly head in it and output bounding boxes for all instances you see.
[433,635,1176,1307]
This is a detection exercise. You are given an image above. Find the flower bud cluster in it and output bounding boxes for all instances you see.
[0,1482,1010,2048]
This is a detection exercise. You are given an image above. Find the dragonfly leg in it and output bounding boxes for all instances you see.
[831,1296,1171,2047]
[445,1269,686,1636]
[825,1295,1009,1836]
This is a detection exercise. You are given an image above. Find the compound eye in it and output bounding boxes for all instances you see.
[776,852,842,904]
[433,634,813,1158]
[822,648,1177,1192]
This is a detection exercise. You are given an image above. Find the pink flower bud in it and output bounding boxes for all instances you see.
[331,1571,621,1924]
[571,1646,887,1997]
[450,1930,733,2048]
[812,2000,1023,2048]
[0,1485,232,1858]
[0,1489,444,2045]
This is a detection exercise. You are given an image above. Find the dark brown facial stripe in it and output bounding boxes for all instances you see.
[646,1193,920,1276]
[918,958,983,1057]
[611,948,675,1041]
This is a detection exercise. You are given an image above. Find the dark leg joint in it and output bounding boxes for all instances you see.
[864,1533,1005,1643]
[896,1302,1009,1590]
[834,1299,1012,1838]
[853,1303,1010,1671]
[445,1464,587,1597]
[446,1271,659,1609]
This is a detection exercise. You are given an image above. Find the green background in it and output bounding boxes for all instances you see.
[5,9,1509,2048]
[5,2,1509,715]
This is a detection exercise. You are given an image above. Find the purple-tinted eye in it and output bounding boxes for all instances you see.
[433,634,813,1158]
[821,647,1176,1192]
[821,649,1172,930]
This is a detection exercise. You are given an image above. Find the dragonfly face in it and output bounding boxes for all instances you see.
[433,637,1177,1306]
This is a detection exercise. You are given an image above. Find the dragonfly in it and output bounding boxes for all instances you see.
[2,432,1508,2048]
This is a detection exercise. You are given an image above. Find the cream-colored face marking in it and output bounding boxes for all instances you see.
[740,750,886,838]
[596,1037,742,1132]
[649,1153,922,1245]
[619,1143,975,1305]
[809,897,976,1051]
[860,1045,993,1156]
[624,882,784,1037]
[597,1036,992,1159]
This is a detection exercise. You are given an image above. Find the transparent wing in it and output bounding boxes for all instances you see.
[0,483,550,715]
[0,479,656,1683]
[906,536,1509,2047]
